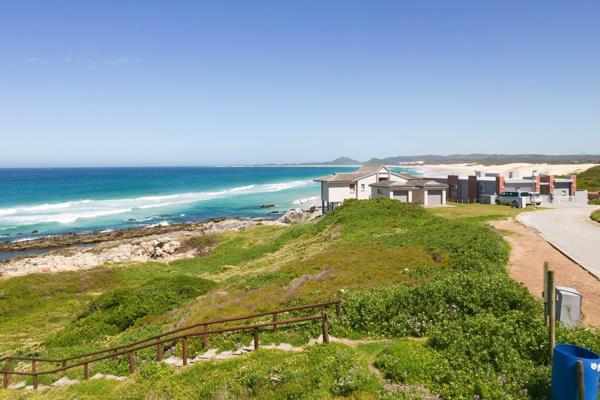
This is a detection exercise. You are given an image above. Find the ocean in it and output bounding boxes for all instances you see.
[0,166,415,243]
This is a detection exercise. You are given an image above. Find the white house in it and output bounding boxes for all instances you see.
[314,165,448,211]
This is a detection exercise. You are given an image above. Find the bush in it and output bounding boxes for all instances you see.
[335,272,539,337]
[137,361,174,380]
[374,339,440,384]
[426,312,549,399]
[591,209,600,223]
[47,275,214,346]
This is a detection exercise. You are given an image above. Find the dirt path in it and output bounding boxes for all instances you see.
[491,219,600,326]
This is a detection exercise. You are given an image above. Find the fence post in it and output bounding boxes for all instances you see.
[83,362,89,380]
[32,360,37,390]
[156,340,163,361]
[335,303,341,317]
[548,270,556,362]
[577,360,585,400]
[3,358,13,388]
[62,360,67,368]
[543,262,549,326]
[128,352,136,373]
[322,312,330,344]
[181,337,188,366]
[203,324,209,348]
[253,328,259,350]
[272,313,278,333]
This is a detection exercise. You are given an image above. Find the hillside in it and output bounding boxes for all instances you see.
[297,154,600,166]
[576,164,600,191]
[1,200,599,399]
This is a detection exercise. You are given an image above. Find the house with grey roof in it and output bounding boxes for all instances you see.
[314,165,448,212]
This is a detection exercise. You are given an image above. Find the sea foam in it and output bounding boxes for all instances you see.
[0,179,313,228]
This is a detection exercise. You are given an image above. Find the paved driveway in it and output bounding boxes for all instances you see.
[517,206,600,279]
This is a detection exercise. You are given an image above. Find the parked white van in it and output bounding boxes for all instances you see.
[495,191,542,207]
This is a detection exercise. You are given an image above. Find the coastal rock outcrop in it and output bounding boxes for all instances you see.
[278,208,321,224]
[0,209,325,278]
[0,218,268,277]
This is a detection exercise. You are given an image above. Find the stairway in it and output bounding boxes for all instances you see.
[3,335,337,391]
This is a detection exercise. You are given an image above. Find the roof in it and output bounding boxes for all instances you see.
[370,179,449,190]
[314,165,414,183]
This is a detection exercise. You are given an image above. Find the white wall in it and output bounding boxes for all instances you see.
[325,182,353,202]
[324,168,410,203]
[356,174,379,199]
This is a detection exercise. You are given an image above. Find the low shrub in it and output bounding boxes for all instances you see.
[591,209,600,223]
[335,271,539,337]
[46,275,214,346]
[374,339,440,384]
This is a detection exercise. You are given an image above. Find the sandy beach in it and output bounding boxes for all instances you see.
[408,162,597,178]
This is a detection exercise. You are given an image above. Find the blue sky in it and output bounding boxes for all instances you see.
[1,1,599,166]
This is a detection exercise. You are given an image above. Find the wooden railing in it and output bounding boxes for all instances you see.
[1,301,341,390]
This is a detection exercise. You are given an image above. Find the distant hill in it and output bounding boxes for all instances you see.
[299,154,600,166]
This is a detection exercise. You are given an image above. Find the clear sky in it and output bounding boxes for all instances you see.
[1,1,599,166]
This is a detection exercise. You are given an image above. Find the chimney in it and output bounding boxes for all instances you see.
[496,176,505,195]
[448,175,459,200]
[468,176,478,202]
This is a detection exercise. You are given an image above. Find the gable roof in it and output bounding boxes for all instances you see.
[314,165,415,183]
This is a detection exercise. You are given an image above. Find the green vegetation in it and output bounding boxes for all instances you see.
[46,276,214,350]
[591,209,600,223]
[576,164,600,191]
[430,202,537,222]
[1,198,600,399]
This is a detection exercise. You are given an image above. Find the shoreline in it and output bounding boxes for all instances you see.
[0,206,322,277]
[0,216,265,252]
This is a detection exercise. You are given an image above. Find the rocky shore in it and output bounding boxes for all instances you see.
[0,207,321,278]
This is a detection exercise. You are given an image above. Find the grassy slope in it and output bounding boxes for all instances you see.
[591,209,600,223]
[429,202,538,222]
[576,164,600,191]
[1,199,599,399]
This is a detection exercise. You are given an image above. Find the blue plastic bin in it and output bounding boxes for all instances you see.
[551,344,600,400]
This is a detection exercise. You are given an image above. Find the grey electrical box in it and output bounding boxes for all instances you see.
[555,286,582,328]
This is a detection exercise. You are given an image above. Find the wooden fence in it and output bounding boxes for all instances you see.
[1,301,341,389]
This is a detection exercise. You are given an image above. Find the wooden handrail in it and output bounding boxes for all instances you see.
[0,300,340,365]
[1,301,341,389]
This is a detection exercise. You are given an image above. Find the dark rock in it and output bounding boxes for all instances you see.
[260,204,276,209]
[269,211,280,214]
[31,230,39,234]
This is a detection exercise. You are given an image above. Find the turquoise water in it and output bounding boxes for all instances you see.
[0,167,415,242]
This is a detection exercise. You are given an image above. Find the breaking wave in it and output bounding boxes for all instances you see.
[0,180,312,227]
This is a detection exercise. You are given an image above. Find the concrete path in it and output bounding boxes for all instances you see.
[517,205,600,279]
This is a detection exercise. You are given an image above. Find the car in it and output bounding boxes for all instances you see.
[495,191,542,207]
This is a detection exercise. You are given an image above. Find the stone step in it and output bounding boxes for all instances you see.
[51,376,79,387]
[190,348,219,362]
[91,373,127,381]
[7,381,26,390]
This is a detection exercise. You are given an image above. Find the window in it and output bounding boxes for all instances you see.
[562,189,567,196]
[377,188,383,194]
[361,184,365,191]
[349,184,356,192]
